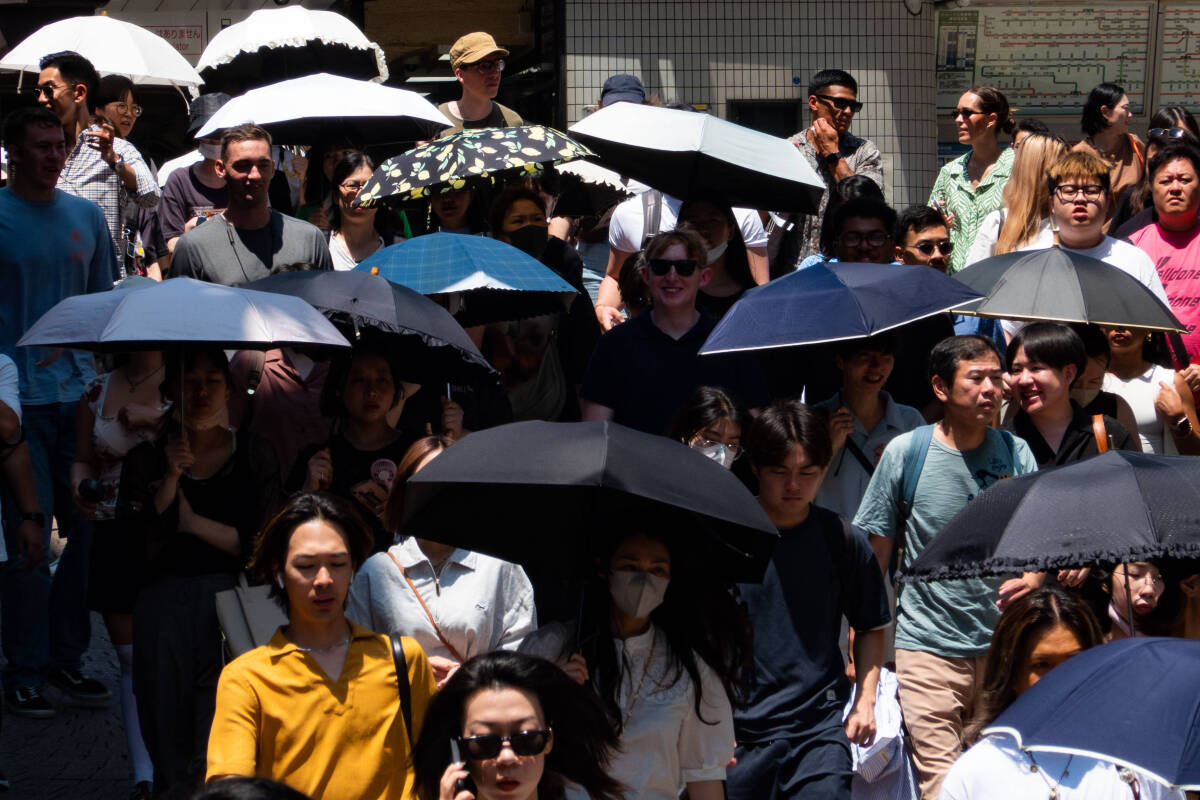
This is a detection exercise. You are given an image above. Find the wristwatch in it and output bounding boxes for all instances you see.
[824,152,841,166]
[19,511,46,527]
[111,155,125,171]
[1173,415,1192,435]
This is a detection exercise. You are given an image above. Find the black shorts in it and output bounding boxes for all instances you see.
[726,727,852,800]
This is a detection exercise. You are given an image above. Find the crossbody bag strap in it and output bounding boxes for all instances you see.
[390,635,413,744]
[844,437,876,477]
[386,550,466,663]
[1092,414,1109,454]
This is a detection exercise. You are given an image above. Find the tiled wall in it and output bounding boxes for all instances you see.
[563,0,938,207]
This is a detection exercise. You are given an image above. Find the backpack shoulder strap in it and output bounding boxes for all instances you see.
[391,635,413,745]
[899,424,935,522]
[499,104,523,127]
[640,190,663,248]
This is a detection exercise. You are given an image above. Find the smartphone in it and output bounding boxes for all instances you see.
[449,739,477,795]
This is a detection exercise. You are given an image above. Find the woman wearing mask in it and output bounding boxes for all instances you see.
[1067,323,1141,442]
[964,134,1068,265]
[207,492,436,797]
[668,386,745,470]
[413,651,624,800]
[677,200,757,319]
[118,349,281,796]
[1101,327,1200,455]
[520,525,747,800]
[71,344,172,798]
[328,153,394,270]
[1072,83,1144,228]
[929,86,1016,274]
[347,436,537,689]
[938,588,1183,800]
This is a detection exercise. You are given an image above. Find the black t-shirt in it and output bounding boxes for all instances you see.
[697,288,746,320]
[735,506,891,741]
[159,164,229,242]
[1011,402,1138,467]
[580,310,770,435]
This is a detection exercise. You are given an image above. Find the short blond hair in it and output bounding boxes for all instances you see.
[1047,151,1111,194]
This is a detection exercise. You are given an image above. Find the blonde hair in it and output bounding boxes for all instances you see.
[1047,150,1112,190]
[994,134,1069,255]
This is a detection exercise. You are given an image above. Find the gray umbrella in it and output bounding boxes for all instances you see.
[953,246,1185,332]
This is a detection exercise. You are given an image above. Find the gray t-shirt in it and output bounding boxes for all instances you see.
[853,427,1037,657]
[168,210,332,285]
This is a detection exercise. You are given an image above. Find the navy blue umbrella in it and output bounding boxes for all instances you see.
[985,637,1200,791]
[698,260,982,355]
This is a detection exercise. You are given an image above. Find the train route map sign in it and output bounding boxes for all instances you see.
[1160,4,1200,110]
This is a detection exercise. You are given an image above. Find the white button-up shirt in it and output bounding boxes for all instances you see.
[346,537,536,662]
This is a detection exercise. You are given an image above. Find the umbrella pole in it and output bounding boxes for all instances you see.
[1124,567,1136,637]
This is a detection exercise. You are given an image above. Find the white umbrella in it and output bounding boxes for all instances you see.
[0,15,203,92]
[17,278,350,352]
[193,73,451,145]
[196,6,388,91]
[568,104,824,212]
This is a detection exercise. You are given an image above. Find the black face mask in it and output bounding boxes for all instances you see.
[507,224,549,258]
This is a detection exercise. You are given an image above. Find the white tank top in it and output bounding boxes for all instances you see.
[1102,364,1178,455]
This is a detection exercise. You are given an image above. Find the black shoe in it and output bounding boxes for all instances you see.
[47,667,112,706]
[4,686,55,719]
[129,781,152,800]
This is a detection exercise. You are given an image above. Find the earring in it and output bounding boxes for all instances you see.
[275,571,285,589]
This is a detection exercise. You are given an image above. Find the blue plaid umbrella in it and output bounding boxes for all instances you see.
[355,233,578,326]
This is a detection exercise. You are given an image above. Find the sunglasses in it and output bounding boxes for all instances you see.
[1149,127,1196,141]
[911,239,954,256]
[457,730,552,760]
[648,258,699,276]
[839,230,891,249]
[953,107,985,119]
[815,94,863,113]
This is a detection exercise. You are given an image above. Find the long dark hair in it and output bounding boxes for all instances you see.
[1081,82,1126,137]
[678,199,754,291]
[668,386,745,444]
[412,651,624,800]
[966,585,1103,743]
[572,517,750,732]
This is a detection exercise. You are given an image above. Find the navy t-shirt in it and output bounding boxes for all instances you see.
[580,310,770,435]
[735,505,891,742]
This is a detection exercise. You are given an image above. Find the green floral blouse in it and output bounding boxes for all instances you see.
[928,147,1015,274]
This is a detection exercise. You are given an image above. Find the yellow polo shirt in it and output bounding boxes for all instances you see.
[207,622,436,799]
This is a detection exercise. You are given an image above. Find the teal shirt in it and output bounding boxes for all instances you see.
[853,427,1037,657]
[929,147,1014,274]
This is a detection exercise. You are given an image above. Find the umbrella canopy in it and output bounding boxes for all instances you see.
[193,73,450,146]
[196,6,387,91]
[17,277,350,352]
[355,126,593,206]
[985,637,1200,790]
[243,270,496,384]
[0,16,203,90]
[700,261,983,354]
[902,451,1200,583]
[402,420,780,583]
[954,247,1185,332]
[552,161,635,217]
[355,233,578,327]
[567,103,823,212]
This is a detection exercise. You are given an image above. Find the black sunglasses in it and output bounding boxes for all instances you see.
[648,258,699,276]
[458,730,552,760]
[815,93,863,113]
[912,239,954,256]
[1148,127,1196,141]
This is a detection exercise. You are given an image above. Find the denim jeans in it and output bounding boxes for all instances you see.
[1,401,92,690]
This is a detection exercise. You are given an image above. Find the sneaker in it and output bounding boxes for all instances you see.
[4,686,55,719]
[129,781,151,799]
[47,667,112,706]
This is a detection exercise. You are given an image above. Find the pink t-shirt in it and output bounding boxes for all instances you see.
[1128,221,1200,363]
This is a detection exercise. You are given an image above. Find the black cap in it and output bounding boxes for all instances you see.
[186,92,231,138]
[600,74,645,107]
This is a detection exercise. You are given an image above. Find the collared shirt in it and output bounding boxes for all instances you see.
[346,537,536,662]
[207,622,436,799]
[1009,402,1137,468]
[928,146,1015,274]
[768,131,884,271]
[58,126,158,273]
[813,391,926,520]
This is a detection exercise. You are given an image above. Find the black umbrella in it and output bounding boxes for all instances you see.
[402,420,779,583]
[953,247,1185,332]
[244,270,497,385]
[902,451,1200,583]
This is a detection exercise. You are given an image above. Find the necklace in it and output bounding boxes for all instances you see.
[125,363,163,393]
[1027,750,1074,799]
[295,637,350,654]
[620,631,657,731]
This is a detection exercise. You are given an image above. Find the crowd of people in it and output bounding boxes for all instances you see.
[0,23,1199,800]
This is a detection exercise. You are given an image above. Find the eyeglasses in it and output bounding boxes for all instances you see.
[1148,127,1196,141]
[839,230,891,249]
[648,258,699,276]
[457,730,551,760]
[814,94,863,113]
[339,181,367,193]
[106,102,143,118]
[910,238,954,256]
[694,437,742,459]
[1053,184,1105,202]
[463,59,505,74]
[33,82,68,98]
[953,107,985,119]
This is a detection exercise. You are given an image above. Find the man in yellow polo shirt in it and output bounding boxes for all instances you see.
[207,494,436,799]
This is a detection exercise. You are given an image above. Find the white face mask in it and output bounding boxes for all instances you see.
[197,142,222,161]
[705,240,728,264]
[1072,387,1101,407]
[695,441,734,469]
[608,570,669,619]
